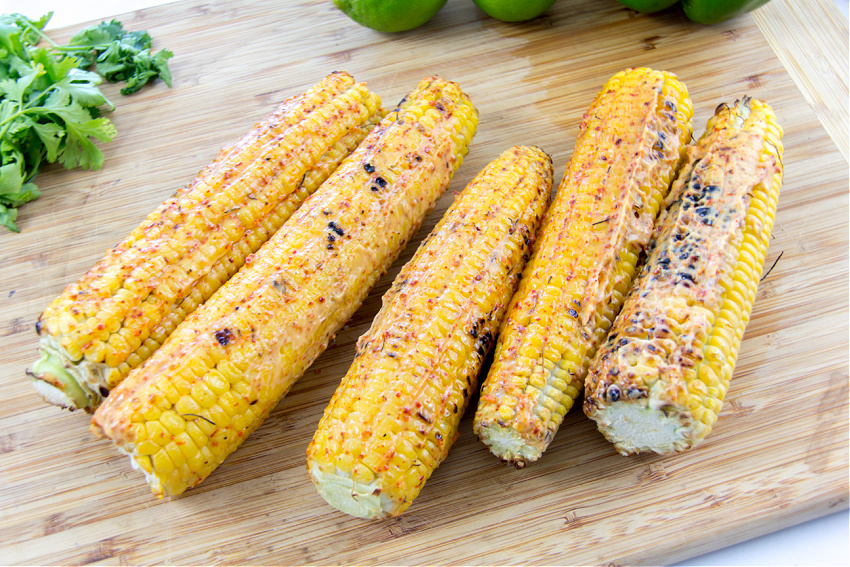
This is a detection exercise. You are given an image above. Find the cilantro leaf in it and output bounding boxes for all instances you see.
[0,203,18,231]
[59,116,116,170]
[69,19,171,94]
[31,121,62,161]
[116,48,174,95]
[0,12,172,231]
[0,12,51,45]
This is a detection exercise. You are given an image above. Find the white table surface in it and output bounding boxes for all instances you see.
[2,0,848,565]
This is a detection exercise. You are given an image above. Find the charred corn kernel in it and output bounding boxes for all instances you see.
[91,76,478,498]
[31,72,383,412]
[308,146,552,518]
[584,97,783,455]
[474,68,693,467]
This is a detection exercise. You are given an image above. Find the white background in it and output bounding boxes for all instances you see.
[2,0,848,564]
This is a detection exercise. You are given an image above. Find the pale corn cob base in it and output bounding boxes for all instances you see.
[474,68,693,466]
[308,146,552,518]
[310,468,394,518]
[91,76,478,498]
[30,73,382,412]
[584,98,784,455]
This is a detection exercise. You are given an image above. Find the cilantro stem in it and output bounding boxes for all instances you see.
[0,84,61,129]
[0,109,33,141]
[50,44,114,52]
[18,19,60,48]
[0,121,12,142]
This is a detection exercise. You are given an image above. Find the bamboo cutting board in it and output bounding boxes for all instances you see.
[1,0,847,564]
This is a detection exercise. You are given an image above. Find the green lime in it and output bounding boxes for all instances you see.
[334,0,448,32]
[472,0,557,22]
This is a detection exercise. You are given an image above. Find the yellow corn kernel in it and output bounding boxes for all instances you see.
[146,421,171,446]
[136,440,160,456]
[159,411,186,436]
[175,395,202,416]
[135,455,154,475]
[152,451,175,475]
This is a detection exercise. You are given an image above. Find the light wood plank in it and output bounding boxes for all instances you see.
[0,0,846,564]
[753,0,850,162]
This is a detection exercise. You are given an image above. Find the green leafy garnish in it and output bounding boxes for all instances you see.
[68,19,173,95]
[0,12,173,232]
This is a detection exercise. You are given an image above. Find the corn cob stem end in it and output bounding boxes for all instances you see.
[475,423,543,468]
[29,345,98,412]
[589,399,704,456]
[309,464,391,519]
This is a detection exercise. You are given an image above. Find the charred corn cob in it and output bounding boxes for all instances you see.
[474,68,693,466]
[307,146,552,518]
[31,72,382,412]
[584,97,784,455]
[91,76,478,498]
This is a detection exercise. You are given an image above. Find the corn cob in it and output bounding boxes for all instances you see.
[584,97,784,455]
[91,76,478,498]
[307,146,552,518]
[474,68,693,466]
[30,72,382,412]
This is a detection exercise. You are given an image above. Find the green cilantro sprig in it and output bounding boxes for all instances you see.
[0,12,173,232]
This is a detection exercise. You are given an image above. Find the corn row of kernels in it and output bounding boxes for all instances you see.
[690,113,783,430]
[308,146,547,516]
[41,78,376,344]
[35,75,384,412]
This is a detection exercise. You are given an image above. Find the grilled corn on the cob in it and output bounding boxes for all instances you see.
[91,76,478,497]
[31,72,382,412]
[584,97,784,455]
[307,146,553,518]
[474,68,693,466]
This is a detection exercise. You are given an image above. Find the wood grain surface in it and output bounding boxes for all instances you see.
[1,0,847,564]
[752,0,849,162]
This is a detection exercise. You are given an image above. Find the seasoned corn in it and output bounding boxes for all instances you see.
[584,97,784,455]
[31,72,382,411]
[474,68,693,466]
[308,146,552,518]
[91,76,478,497]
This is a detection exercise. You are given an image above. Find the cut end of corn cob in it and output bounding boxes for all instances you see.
[584,96,784,455]
[29,345,95,410]
[474,424,542,467]
[30,72,382,412]
[92,75,478,498]
[309,465,392,519]
[474,68,693,466]
[307,146,552,517]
